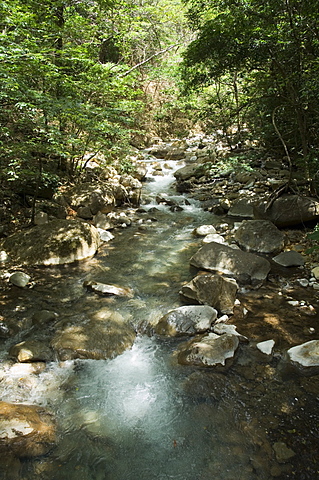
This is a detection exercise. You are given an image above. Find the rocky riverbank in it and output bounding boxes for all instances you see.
[0,134,319,478]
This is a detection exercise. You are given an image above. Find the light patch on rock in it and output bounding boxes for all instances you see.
[213,323,248,342]
[0,419,33,439]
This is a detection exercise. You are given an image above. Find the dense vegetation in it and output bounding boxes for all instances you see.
[182,0,319,187]
[1,0,319,198]
[0,0,187,196]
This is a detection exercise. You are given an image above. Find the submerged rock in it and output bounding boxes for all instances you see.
[0,402,56,457]
[234,220,285,254]
[9,272,30,288]
[1,219,100,266]
[9,341,53,363]
[51,310,136,361]
[177,333,239,368]
[180,273,238,314]
[84,280,133,297]
[155,305,217,336]
[190,242,271,283]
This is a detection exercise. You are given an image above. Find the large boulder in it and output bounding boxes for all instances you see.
[51,310,136,361]
[180,273,238,314]
[234,220,286,254]
[154,305,217,336]
[254,195,319,227]
[1,219,100,266]
[65,182,115,215]
[0,402,56,457]
[174,164,206,182]
[190,242,271,283]
[177,333,239,368]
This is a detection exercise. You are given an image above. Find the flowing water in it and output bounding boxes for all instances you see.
[1,156,319,479]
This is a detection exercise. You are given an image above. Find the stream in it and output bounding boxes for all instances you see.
[0,155,319,479]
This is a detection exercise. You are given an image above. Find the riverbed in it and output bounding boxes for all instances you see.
[0,155,319,479]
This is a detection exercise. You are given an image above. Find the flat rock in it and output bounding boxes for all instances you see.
[0,402,56,457]
[228,198,255,219]
[234,220,285,254]
[155,305,217,336]
[51,310,136,360]
[1,219,100,266]
[177,333,239,368]
[180,273,238,314]
[256,339,275,355]
[272,251,305,267]
[286,340,319,373]
[190,242,271,283]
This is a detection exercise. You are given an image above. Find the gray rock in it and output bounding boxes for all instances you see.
[32,310,58,325]
[9,340,53,363]
[93,212,114,230]
[286,340,319,372]
[180,274,238,314]
[0,402,56,457]
[193,225,217,236]
[273,442,296,464]
[97,229,115,242]
[177,333,239,368]
[9,272,30,287]
[234,220,286,254]
[228,198,255,219]
[190,242,271,283]
[51,310,136,361]
[272,250,305,267]
[66,182,115,214]
[256,339,275,355]
[34,212,49,225]
[77,206,93,219]
[254,195,319,227]
[1,219,100,266]
[174,164,206,182]
[202,233,225,244]
[155,305,217,336]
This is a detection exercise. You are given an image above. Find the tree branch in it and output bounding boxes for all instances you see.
[119,44,180,78]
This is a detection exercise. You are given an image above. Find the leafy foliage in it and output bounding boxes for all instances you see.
[181,0,319,182]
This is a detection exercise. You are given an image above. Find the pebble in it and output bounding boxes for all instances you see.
[9,272,31,288]
[297,278,309,287]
